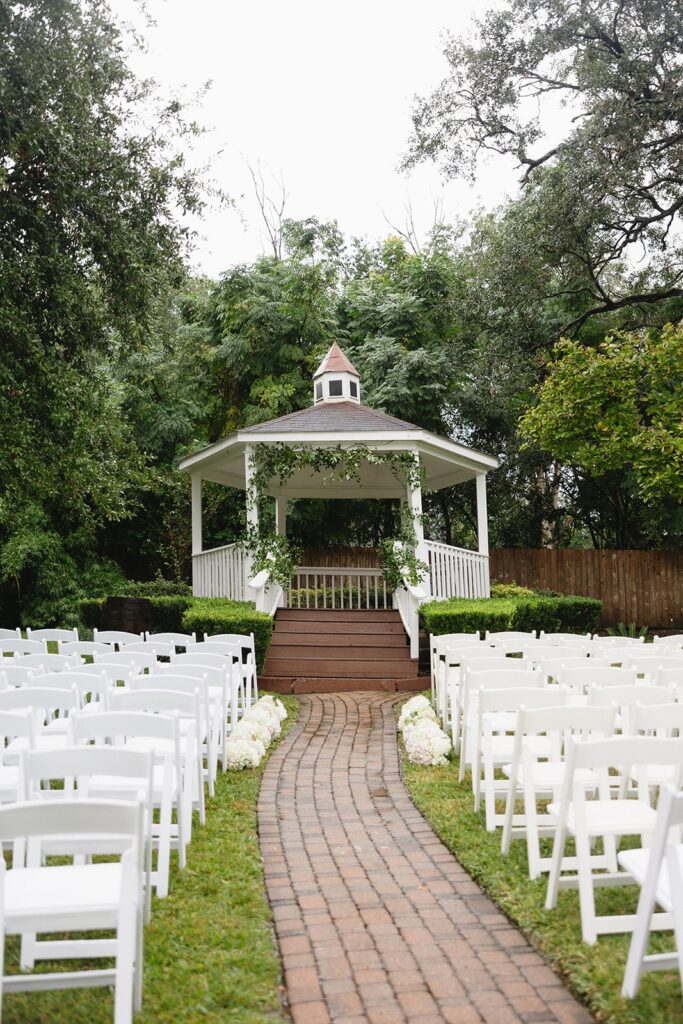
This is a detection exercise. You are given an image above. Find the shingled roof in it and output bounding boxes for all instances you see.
[241,401,417,434]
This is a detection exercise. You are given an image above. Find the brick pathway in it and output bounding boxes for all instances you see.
[258,692,592,1024]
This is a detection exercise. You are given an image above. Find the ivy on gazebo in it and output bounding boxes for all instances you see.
[244,442,428,590]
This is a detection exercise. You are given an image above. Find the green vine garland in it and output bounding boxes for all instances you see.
[243,443,428,591]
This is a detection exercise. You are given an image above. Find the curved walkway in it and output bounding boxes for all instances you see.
[258,693,592,1024]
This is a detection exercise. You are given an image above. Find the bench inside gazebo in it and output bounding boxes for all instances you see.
[179,344,498,692]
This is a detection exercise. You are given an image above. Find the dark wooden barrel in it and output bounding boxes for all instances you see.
[102,596,153,635]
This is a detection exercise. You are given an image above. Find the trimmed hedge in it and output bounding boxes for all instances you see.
[420,594,602,637]
[182,599,274,674]
[79,596,192,634]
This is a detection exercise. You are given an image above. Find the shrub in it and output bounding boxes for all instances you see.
[490,580,536,599]
[77,594,192,633]
[420,594,602,637]
[182,599,274,673]
[119,577,192,598]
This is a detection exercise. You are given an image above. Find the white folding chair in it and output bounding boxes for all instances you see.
[0,799,144,1023]
[653,634,683,650]
[26,627,79,643]
[0,665,40,688]
[0,629,21,641]
[71,709,185,898]
[430,632,480,702]
[0,710,35,807]
[93,629,144,650]
[626,654,683,682]
[34,670,111,715]
[592,634,646,646]
[437,641,483,731]
[501,704,615,879]
[539,632,592,645]
[458,663,536,785]
[559,665,636,695]
[0,687,80,756]
[204,632,258,705]
[545,735,683,943]
[155,661,235,770]
[588,683,675,734]
[479,685,565,831]
[120,640,174,659]
[95,651,158,673]
[619,784,683,997]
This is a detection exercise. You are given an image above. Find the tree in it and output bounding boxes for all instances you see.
[0,0,205,622]
[518,322,683,547]
[405,0,683,333]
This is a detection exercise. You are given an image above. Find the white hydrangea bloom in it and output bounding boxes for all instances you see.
[225,736,263,770]
[244,704,281,739]
[404,718,452,767]
[232,718,270,751]
[259,694,287,721]
[398,694,438,733]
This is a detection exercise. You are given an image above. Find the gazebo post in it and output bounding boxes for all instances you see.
[406,456,431,597]
[476,473,489,556]
[190,475,202,594]
[275,496,287,536]
[244,445,258,594]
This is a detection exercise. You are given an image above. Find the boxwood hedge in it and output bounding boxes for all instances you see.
[420,594,602,637]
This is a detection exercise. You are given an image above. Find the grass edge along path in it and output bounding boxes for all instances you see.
[4,693,300,1024]
[398,698,683,1024]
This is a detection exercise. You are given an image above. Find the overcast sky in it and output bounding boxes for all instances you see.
[112,0,517,276]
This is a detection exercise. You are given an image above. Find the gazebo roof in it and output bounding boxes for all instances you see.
[313,342,359,379]
[178,344,498,499]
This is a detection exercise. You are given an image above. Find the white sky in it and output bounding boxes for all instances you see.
[111,0,519,276]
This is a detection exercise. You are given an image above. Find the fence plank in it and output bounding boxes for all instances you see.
[489,549,683,629]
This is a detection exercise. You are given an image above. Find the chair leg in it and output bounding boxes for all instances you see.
[622,875,657,998]
[576,829,598,944]
[545,818,567,910]
[114,902,136,1024]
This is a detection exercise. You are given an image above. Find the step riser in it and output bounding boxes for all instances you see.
[267,645,411,661]
[276,621,406,635]
[261,677,427,694]
[263,658,418,679]
[277,610,400,622]
[271,634,408,648]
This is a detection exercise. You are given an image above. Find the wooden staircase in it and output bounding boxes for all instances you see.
[261,608,423,694]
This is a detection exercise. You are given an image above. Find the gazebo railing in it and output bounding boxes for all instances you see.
[286,567,390,610]
[425,540,490,599]
[192,543,246,600]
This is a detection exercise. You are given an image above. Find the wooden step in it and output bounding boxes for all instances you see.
[267,644,411,661]
[276,609,400,622]
[275,619,406,635]
[261,677,427,694]
[271,632,407,648]
[262,656,419,679]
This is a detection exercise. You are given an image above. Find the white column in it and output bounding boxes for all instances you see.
[191,475,202,556]
[476,473,489,556]
[406,455,431,597]
[275,495,287,536]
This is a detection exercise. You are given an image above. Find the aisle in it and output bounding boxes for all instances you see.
[258,692,592,1024]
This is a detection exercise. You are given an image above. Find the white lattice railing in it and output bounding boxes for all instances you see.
[286,567,390,610]
[192,543,246,600]
[425,540,490,599]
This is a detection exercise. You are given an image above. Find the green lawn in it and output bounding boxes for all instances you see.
[399,704,683,1024]
[3,693,299,1024]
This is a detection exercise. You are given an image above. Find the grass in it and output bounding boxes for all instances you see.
[398,700,683,1024]
[3,693,300,1024]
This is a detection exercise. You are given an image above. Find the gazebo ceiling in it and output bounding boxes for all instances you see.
[178,401,498,499]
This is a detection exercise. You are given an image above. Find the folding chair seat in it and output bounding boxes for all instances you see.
[0,798,144,1023]
[25,627,79,643]
[545,735,683,943]
[93,629,143,650]
[71,709,187,898]
[479,686,566,831]
[619,784,683,997]
[501,704,616,879]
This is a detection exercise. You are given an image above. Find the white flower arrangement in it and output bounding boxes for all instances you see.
[225,695,289,770]
[398,694,438,733]
[399,696,452,766]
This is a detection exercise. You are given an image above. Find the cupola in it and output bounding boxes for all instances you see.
[313,343,361,405]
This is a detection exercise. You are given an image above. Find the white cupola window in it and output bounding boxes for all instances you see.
[313,343,361,405]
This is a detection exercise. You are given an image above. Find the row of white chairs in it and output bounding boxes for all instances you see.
[0,629,257,659]
[430,650,683,998]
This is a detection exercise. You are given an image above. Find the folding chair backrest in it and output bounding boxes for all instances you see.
[129,673,205,696]
[435,633,480,656]
[155,661,225,687]
[144,632,196,648]
[0,638,46,656]
[172,651,229,670]
[653,634,683,649]
[21,745,153,795]
[37,670,109,703]
[0,709,35,746]
[460,649,525,664]
[659,667,683,689]
[0,664,39,688]
[518,702,615,740]
[588,684,676,715]
[486,631,536,643]
[560,666,636,691]
[26,627,79,643]
[119,640,174,658]
[93,629,143,647]
[443,642,487,666]
[464,667,541,694]
[0,686,79,716]
[0,628,21,640]
[541,655,607,683]
[109,687,198,718]
[21,653,80,673]
[0,799,143,860]
[58,640,115,658]
[197,641,240,658]
[591,635,646,646]
[631,701,683,736]
[94,650,158,672]
[539,632,592,645]
[524,645,586,665]
[71,708,179,744]
[204,631,254,646]
[569,734,683,774]
[479,686,565,714]
[627,655,683,677]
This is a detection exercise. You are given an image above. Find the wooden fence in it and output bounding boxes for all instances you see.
[490,549,683,630]
[300,546,381,568]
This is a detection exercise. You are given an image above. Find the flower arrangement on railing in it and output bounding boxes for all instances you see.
[225,694,288,770]
[398,695,451,766]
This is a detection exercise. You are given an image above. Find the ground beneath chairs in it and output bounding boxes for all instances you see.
[258,692,593,1024]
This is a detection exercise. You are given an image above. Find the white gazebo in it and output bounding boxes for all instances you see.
[178,343,498,653]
